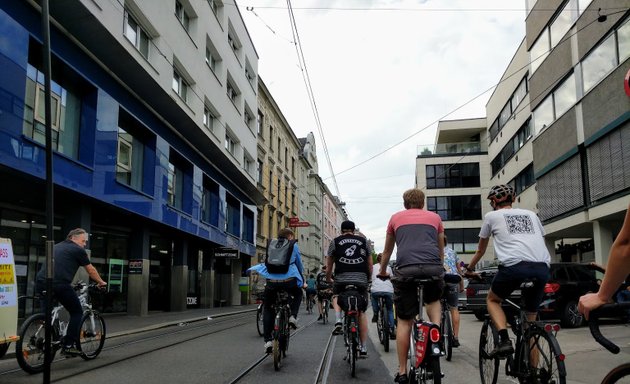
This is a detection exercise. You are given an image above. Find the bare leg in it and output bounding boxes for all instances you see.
[487,290,507,331]
[425,300,441,325]
[450,308,460,338]
[396,318,412,375]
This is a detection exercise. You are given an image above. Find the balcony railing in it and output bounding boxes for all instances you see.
[417,141,487,157]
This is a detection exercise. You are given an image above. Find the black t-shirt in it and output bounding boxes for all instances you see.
[328,234,370,282]
[36,240,91,285]
[316,272,329,289]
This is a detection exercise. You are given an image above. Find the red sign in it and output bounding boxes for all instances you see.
[289,217,300,224]
[289,221,310,227]
[625,68,630,97]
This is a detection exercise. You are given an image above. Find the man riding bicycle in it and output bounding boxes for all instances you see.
[465,184,550,358]
[248,228,305,353]
[326,220,372,357]
[379,188,445,384]
[316,265,332,321]
[371,253,395,337]
[35,228,107,356]
[443,235,464,348]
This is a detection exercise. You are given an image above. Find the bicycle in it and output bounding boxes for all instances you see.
[271,289,291,371]
[404,277,442,384]
[254,291,264,337]
[16,281,106,374]
[305,290,315,314]
[478,280,566,384]
[338,284,365,378]
[318,285,332,324]
[587,302,630,384]
[440,274,461,362]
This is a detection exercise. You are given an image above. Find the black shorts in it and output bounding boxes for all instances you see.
[392,264,444,320]
[491,261,550,312]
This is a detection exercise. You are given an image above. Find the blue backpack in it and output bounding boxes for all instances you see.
[265,237,296,274]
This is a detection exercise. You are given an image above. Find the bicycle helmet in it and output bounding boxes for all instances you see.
[487,184,515,205]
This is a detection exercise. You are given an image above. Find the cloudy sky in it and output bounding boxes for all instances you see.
[237,0,527,252]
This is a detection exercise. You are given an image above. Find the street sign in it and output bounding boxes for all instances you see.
[289,221,310,227]
[289,217,300,224]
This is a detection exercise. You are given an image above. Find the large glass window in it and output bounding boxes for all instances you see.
[427,195,482,221]
[175,1,190,31]
[201,178,220,226]
[619,18,630,62]
[582,34,616,92]
[172,69,189,102]
[167,153,188,211]
[533,96,554,135]
[226,194,240,236]
[511,164,535,196]
[116,110,147,191]
[554,72,576,118]
[445,228,480,253]
[426,163,480,189]
[550,0,577,47]
[530,28,550,74]
[243,208,255,244]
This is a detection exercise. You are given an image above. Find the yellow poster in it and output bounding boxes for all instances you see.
[0,238,18,344]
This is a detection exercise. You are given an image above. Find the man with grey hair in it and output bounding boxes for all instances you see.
[36,228,107,356]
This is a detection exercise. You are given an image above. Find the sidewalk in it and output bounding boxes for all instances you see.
[1,304,257,360]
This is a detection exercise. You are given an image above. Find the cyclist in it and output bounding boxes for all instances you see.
[247,228,305,353]
[443,235,463,347]
[305,274,317,311]
[326,220,372,357]
[370,253,395,338]
[465,184,550,358]
[379,188,444,384]
[35,228,107,356]
[579,202,630,320]
[316,265,332,321]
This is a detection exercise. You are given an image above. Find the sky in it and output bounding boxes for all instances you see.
[237,0,527,253]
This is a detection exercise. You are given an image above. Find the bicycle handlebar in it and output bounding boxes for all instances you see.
[588,302,630,354]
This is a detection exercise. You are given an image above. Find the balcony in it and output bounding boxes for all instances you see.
[417,141,487,157]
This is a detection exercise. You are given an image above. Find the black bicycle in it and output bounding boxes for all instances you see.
[319,288,332,324]
[254,291,264,337]
[375,293,391,352]
[406,277,442,384]
[271,290,291,371]
[338,284,365,378]
[587,302,630,384]
[478,280,566,384]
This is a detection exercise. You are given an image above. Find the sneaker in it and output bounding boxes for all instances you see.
[61,345,81,357]
[359,345,368,358]
[371,315,378,323]
[452,338,460,348]
[317,314,323,321]
[394,373,409,384]
[289,316,298,329]
[332,322,343,335]
[490,339,514,358]
[389,329,396,340]
[264,341,273,354]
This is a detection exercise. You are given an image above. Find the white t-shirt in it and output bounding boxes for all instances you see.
[479,208,551,267]
[371,264,394,293]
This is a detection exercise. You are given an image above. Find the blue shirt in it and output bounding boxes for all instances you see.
[248,243,304,287]
[444,246,459,276]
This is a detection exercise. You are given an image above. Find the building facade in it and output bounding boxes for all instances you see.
[524,0,629,265]
[416,118,493,265]
[0,0,263,318]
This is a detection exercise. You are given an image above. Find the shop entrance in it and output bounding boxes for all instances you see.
[149,236,172,311]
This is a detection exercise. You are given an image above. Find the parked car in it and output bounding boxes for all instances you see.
[466,262,601,327]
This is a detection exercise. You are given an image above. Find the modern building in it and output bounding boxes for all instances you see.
[416,118,493,265]
[0,0,264,317]
[524,0,629,265]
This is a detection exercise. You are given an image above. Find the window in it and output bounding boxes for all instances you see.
[269,126,274,149]
[245,66,255,87]
[207,0,222,16]
[172,69,189,102]
[426,163,480,189]
[257,111,263,136]
[167,162,184,209]
[444,228,480,253]
[284,148,288,169]
[530,28,550,74]
[175,1,190,31]
[225,134,236,155]
[550,0,577,47]
[426,195,482,221]
[22,51,85,160]
[510,164,535,196]
[582,34,616,93]
[243,208,255,243]
[226,194,240,236]
[228,32,240,55]
[257,159,264,185]
[512,77,528,110]
[226,81,238,103]
[124,10,149,58]
[203,107,215,132]
[116,114,146,190]
[201,178,220,226]
[277,138,281,159]
[533,95,553,135]
[553,73,576,118]
[244,154,253,174]
[619,18,630,62]
[205,48,216,70]
[244,109,253,128]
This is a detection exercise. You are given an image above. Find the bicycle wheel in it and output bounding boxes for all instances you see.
[421,356,441,384]
[256,304,264,337]
[602,362,630,384]
[381,304,390,352]
[479,319,499,384]
[79,311,106,360]
[16,313,55,374]
[350,326,358,377]
[443,309,453,361]
[273,314,283,371]
[520,327,566,384]
[283,309,290,357]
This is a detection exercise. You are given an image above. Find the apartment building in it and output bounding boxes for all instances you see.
[416,118,493,265]
[255,78,302,267]
[524,0,629,264]
[0,0,263,317]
